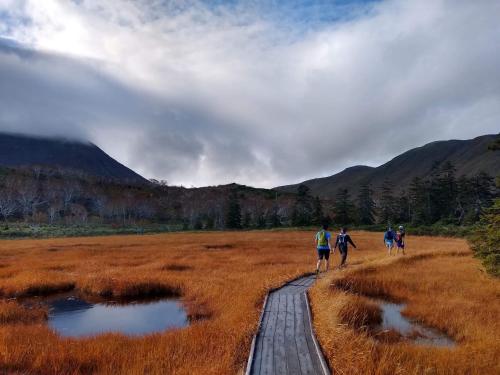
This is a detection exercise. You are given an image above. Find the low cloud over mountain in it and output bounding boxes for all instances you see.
[0,1,499,187]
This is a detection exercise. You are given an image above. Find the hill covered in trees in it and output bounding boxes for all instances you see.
[0,133,497,236]
[0,166,298,232]
[275,134,499,199]
[0,133,147,183]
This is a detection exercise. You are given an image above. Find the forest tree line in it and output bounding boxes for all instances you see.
[0,167,296,230]
[285,161,497,228]
[0,161,496,231]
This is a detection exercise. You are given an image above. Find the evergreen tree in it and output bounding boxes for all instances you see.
[469,198,499,276]
[456,175,472,224]
[409,177,429,224]
[469,171,495,221]
[357,184,375,225]
[270,207,281,227]
[433,161,457,222]
[193,216,203,230]
[256,211,267,228]
[456,172,494,224]
[378,179,395,225]
[333,188,355,225]
[395,190,410,223]
[225,190,242,229]
[312,196,324,226]
[242,211,252,228]
[292,184,313,226]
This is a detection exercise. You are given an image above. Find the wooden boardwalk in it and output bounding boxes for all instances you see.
[247,275,330,375]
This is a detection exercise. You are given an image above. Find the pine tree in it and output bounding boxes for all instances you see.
[357,184,375,225]
[270,207,281,227]
[395,190,410,223]
[433,161,457,222]
[378,179,395,225]
[256,211,267,228]
[456,175,472,224]
[333,189,355,225]
[225,190,242,229]
[409,177,429,224]
[312,196,324,226]
[469,171,494,221]
[193,216,203,230]
[242,211,252,228]
[456,172,494,224]
[469,199,500,276]
[292,184,313,226]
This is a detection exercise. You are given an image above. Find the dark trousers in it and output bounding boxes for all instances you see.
[340,248,348,266]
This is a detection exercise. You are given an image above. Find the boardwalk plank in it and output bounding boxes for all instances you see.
[261,306,278,375]
[269,293,280,312]
[301,293,324,374]
[285,294,301,374]
[273,294,288,374]
[261,336,274,375]
[252,333,264,375]
[264,310,278,337]
[249,276,329,375]
[294,293,315,375]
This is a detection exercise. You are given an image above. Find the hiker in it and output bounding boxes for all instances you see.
[315,223,332,275]
[384,226,396,255]
[334,227,357,268]
[396,225,406,255]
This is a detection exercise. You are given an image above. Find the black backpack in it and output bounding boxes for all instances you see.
[338,234,348,251]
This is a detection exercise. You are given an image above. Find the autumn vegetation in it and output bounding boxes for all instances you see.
[309,234,500,375]
[0,231,316,374]
[0,231,498,374]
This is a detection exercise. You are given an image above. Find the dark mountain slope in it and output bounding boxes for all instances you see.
[0,133,147,183]
[275,134,500,198]
[279,165,375,199]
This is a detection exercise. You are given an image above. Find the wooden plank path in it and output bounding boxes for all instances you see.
[246,275,330,375]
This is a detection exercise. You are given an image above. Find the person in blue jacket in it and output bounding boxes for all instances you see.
[384,226,396,255]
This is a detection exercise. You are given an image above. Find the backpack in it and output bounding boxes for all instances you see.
[317,230,328,247]
[338,233,348,251]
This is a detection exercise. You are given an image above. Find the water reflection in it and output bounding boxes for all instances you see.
[376,300,455,347]
[48,295,188,337]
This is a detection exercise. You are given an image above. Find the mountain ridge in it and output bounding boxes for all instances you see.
[0,132,148,183]
[275,134,500,198]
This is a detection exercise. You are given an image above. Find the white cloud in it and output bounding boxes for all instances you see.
[0,0,499,187]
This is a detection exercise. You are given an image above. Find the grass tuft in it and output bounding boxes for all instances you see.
[203,244,234,250]
[0,301,47,324]
[161,264,192,272]
[18,282,76,298]
[338,295,382,330]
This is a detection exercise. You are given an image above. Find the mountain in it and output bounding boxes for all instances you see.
[0,133,147,183]
[275,134,500,198]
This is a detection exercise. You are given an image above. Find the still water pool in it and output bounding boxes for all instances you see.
[377,301,455,347]
[47,295,188,337]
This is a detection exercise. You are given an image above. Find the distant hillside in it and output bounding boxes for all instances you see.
[275,134,500,198]
[0,133,147,183]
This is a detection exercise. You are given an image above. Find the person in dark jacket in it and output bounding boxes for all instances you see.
[384,227,396,255]
[333,227,357,268]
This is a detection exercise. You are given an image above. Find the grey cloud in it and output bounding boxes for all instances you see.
[0,1,499,187]
[0,38,268,185]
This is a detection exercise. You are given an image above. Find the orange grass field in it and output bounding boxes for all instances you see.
[0,231,498,374]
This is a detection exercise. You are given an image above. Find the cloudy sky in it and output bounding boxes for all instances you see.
[0,0,499,187]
